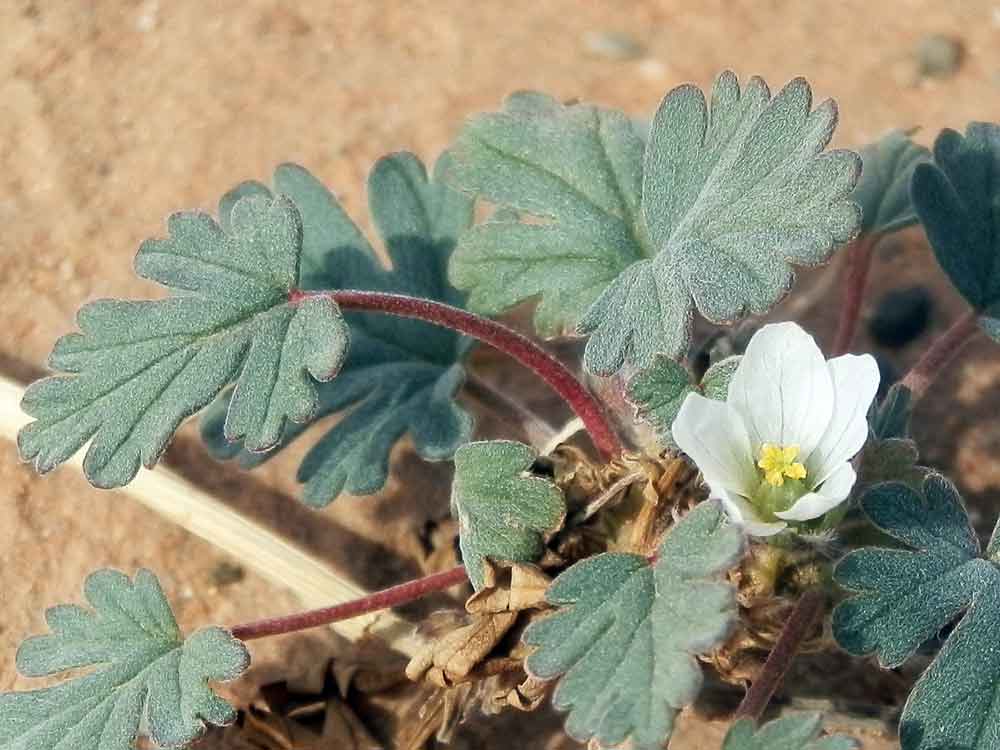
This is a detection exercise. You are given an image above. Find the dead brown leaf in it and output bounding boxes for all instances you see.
[466,562,551,615]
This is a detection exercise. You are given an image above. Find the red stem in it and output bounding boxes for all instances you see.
[293,289,623,458]
[831,233,880,356]
[231,564,469,641]
[900,309,980,400]
[735,589,826,721]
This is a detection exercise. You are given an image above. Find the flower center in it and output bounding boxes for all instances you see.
[752,444,809,520]
[757,443,807,487]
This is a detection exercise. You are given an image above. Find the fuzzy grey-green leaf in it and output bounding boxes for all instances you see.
[852,130,930,234]
[18,196,349,489]
[523,500,742,750]
[200,153,474,507]
[448,91,649,338]
[451,440,565,591]
[626,355,695,447]
[449,75,857,375]
[722,715,858,750]
[857,437,927,491]
[581,72,860,373]
[833,475,1000,749]
[701,355,741,401]
[626,354,740,448]
[911,123,1000,340]
[0,569,249,750]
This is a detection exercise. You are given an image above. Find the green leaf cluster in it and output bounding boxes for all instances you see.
[523,500,743,750]
[450,440,566,590]
[0,569,248,750]
[722,714,858,750]
[448,72,861,375]
[200,154,475,506]
[19,195,349,489]
[626,354,740,448]
[17,148,474,504]
[912,123,1000,340]
[833,475,1000,750]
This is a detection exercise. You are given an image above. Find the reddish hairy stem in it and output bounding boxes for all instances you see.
[292,289,623,458]
[900,309,980,400]
[831,233,880,356]
[231,564,469,641]
[735,589,826,721]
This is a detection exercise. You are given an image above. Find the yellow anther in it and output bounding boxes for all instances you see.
[757,443,807,487]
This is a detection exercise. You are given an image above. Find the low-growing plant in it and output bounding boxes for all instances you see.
[4,70,999,749]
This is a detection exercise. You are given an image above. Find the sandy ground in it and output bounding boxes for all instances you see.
[4,2,1000,748]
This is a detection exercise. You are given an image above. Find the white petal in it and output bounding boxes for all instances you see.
[807,354,880,485]
[727,322,834,460]
[672,393,756,496]
[711,483,787,537]
[775,461,856,522]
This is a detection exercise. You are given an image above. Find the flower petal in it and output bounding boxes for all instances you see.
[806,353,880,485]
[710,483,787,536]
[673,392,756,496]
[774,461,856,522]
[727,322,834,460]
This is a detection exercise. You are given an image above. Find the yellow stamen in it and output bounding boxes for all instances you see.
[757,443,807,487]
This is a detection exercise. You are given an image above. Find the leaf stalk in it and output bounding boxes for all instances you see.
[735,588,826,721]
[900,309,980,399]
[831,233,880,356]
[230,564,469,641]
[292,289,624,458]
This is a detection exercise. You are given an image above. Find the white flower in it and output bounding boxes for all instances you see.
[672,322,879,537]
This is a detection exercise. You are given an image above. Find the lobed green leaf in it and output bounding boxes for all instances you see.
[523,500,743,749]
[450,440,565,591]
[19,196,349,489]
[449,73,860,375]
[448,91,649,339]
[200,153,475,506]
[911,123,1000,341]
[833,475,1000,749]
[583,73,860,373]
[0,569,248,750]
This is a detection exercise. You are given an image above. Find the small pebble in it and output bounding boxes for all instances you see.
[868,285,934,349]
[583,30,646,61]
[916,34,964,78]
